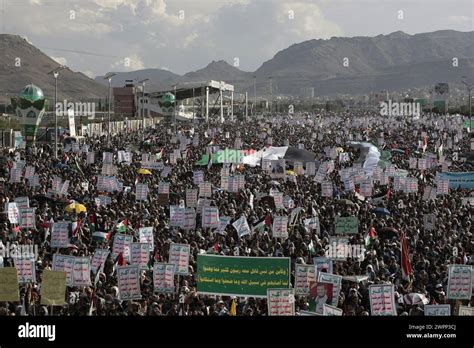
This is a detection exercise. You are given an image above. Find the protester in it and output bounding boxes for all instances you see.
[0,111,472,316]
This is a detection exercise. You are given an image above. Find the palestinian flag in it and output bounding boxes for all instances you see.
[92,230,113,243]
[195,153,215,166]
[156,148,164,161]
[88,210,97,233]
[252,214,272,232]
[364,227,377,247]
[206,243,220,254]
[117,219,128,233]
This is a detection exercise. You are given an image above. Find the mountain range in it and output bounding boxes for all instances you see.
[0,34,107,103]
[97,30,474,97]
[1,30,473,102]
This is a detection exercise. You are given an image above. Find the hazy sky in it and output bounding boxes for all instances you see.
[1,0,473,77]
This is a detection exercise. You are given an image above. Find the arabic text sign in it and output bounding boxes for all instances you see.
[72,257,91,287]
[295,264,317,296]
[139,227,154,250]
[437,171,474,189]
[335,216,358,234]
[169,243,190,275]
[197,255,290,297]
[52,254,75,286]
[267,288,295,316]
[323,304,343,316]
[424,304,451,316]
[272,215,288,239]
[459,306,474,316]
[202,206,219,229]
[153,263,175,293]
[447,265,472,299]
[19,208,35,229]
[40,270,67,306]
[91,249,110,273]
[112,234,133,261]
[13,258,36,284]
[117,266,142,300]
[186,189,198,207]
[369,284,397,316]
[0,268,20,302]
[51,221,70,248]
[131,243,150,269]
[6,202,19,224]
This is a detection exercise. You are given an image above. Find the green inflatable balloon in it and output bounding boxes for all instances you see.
[161,93,175,122]
[12,84,47,143]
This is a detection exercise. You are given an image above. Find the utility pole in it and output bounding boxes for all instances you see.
[253,75,257,116]
[206,87,209,123]
[269,76,273,114]
[173,84,178,133]
[138,78,149,140]
[245,91,248,122]
[104,73,116,139]
[48,65,67,159]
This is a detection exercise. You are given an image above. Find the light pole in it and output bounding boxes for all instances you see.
[138,78,149,140]
[48,66,66,159]
[462,76,473,126]
[253,75,257,116]
[104,73,116,139]
[269,76,273,114]
[172,83,178,133]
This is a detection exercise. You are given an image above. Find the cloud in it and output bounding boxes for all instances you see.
[51,56,68,66]
[3,0,469,78]
[82,70,96,79]
[111,53,145,71]
[1,0,342,75]
[447,15,471,23]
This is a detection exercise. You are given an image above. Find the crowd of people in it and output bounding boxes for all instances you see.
[0,111,472,316]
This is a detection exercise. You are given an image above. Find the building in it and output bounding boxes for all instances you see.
[113,81,136,118]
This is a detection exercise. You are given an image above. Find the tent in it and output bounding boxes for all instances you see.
[347,142,381,176]
[242,146,318,167]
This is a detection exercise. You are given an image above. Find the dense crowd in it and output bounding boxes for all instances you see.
[0,111,472,316]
